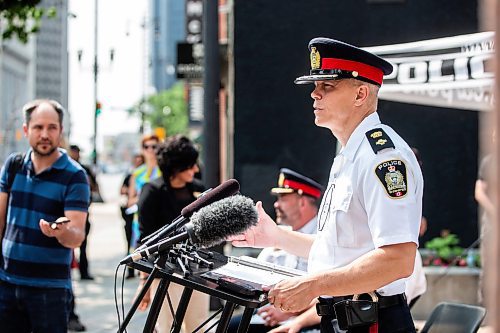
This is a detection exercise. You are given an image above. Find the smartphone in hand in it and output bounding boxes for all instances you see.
[50,217,71,230]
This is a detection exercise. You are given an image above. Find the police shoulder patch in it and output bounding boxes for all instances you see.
[365,128,395,154]
[375,159,408,198]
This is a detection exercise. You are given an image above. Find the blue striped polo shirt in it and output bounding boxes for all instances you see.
[0,149,90,289]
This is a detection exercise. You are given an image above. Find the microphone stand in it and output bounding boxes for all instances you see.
[118,244,217,333]
[118,255,171,333]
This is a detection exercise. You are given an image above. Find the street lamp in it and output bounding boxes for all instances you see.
[92,0,98,167]
[76,0,113,168]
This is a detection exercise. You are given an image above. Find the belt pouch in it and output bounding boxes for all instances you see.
[333,299,378,330]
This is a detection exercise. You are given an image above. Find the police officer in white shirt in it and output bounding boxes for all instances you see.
[260,168,321,272]
[231,38,423,333]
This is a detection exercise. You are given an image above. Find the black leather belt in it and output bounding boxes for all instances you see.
[316,293,407,317]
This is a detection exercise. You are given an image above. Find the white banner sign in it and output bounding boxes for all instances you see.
[364,32,495,112]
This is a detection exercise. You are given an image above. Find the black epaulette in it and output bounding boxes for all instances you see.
[365,128,395,154]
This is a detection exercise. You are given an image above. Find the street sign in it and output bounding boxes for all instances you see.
[176,42,203,80]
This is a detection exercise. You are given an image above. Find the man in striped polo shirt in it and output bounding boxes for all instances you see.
[0,99,90,333]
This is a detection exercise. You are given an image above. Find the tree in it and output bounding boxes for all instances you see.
[0,0,56,43]
[133,82,189,137]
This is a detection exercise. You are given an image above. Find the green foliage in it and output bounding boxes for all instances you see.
[133,82,189,136]
[0,0,56,43]
[424,233,464,262]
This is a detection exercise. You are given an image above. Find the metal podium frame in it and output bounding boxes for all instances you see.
[118,250,268,333]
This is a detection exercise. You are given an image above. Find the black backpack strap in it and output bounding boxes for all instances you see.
[7,152,25,190]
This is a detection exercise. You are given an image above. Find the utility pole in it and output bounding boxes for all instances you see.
[202,0,220,188]
[140,15,147,134]
[92,0,99,167]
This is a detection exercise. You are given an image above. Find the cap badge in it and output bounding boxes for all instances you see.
[278,173,285,187]
[352,71,359,77]
[310,47,321,70]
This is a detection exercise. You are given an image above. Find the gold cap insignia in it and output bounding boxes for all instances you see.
[310,47,321,70]
[375,139,387,146]
[278,173,285,187]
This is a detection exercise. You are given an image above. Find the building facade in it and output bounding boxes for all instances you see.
[0,37,35,163]
[150,0,186,92]
[35,0,69,109]
[0,0,69,163]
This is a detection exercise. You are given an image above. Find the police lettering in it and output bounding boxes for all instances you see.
[384,54,493,85]
[377,160,401,171]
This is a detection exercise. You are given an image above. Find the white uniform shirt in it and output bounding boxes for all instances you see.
[308,112,423,296]
[405,251,427,303]
[258,216,317,271]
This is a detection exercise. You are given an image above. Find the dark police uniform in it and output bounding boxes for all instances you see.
[295,39,423,332]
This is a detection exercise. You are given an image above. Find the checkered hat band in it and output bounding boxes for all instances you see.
[321,58,384,85]
[283,179,321,199]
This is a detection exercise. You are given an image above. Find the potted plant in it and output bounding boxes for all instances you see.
[423,230,474,267]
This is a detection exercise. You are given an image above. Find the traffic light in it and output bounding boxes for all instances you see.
[95,101,102,116]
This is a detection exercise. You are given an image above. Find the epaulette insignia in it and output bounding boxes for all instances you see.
[365,128,395,154]
[375,159,408,198]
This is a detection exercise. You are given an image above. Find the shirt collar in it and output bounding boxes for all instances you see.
[297,216,318,234]
[52,148,70,169]
[26,148,69,176]
[341,112,381,162]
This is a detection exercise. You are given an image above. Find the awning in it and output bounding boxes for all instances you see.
[364,32,494,112]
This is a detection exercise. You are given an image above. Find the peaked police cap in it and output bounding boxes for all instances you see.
[294,38,393,86]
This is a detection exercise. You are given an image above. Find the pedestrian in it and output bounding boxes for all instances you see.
[120,153,144,279]
[474,129,495,305]
[135,134,207,333]
[68,144,98,280]
[127,134,162,250]
[0,99,90,333]
[228,168,322,333]
[231,38,423,333]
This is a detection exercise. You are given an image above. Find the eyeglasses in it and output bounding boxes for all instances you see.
[142,144,157,150]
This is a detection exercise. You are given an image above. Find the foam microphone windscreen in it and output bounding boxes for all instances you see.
[189,195,258,248]
[180,179,240,217]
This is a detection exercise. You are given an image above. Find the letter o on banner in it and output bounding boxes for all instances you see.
[397,62,428,84]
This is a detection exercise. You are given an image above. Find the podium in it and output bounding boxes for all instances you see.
[118,248,271,333]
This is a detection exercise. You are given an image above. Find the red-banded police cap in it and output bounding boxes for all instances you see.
[294,38,393,86]
[271,168,323,199]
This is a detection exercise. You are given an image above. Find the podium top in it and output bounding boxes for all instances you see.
[129,251,268,308]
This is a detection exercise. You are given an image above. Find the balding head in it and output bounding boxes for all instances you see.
[23,99,64,127]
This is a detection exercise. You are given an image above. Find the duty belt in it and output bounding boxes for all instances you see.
[316,293,407,317]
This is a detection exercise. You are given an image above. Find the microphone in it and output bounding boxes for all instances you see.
[180,179,240,217]
[136,179,240,251]
[120,194,258,264]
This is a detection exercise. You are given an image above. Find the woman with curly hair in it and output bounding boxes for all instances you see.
[135,135,208,333]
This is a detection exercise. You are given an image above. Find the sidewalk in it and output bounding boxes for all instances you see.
[72,174,148,332]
